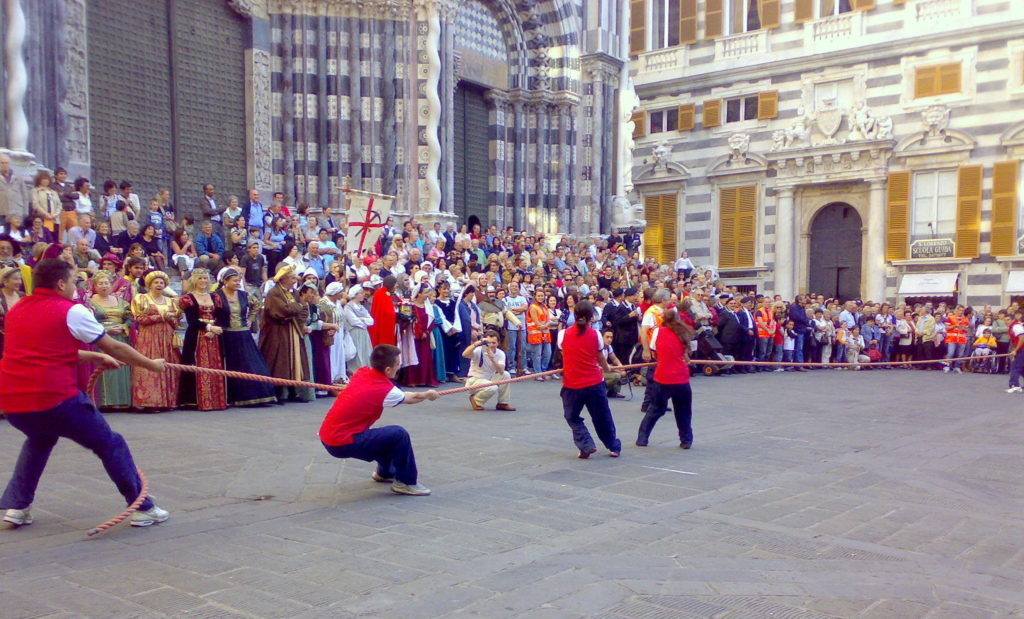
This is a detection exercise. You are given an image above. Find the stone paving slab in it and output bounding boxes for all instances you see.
[2,369,1024,617]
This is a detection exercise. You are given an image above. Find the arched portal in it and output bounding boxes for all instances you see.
[808,202,863,300]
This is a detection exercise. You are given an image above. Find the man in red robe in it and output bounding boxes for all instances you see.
[368,275,398,346]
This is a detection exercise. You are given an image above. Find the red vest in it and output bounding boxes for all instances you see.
[0,289,81,412]
[653,326,691,385]
[319,366,397,447]
[561,327,604,389]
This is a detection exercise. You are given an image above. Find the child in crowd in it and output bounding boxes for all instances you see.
[972,328,997,373]
[780,319,796,372]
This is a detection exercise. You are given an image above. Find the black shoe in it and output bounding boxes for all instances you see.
[608,393,625,399]
[640,404,648,412]
[636,439,649,447]
[680,443,692,450]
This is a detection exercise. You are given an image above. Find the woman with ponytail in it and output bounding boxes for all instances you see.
[557,300,622,458]
[636,307,695,449]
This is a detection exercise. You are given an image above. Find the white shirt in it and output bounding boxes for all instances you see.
[383,386,405,407]
[468,346,506,380]
[674,257,695,271]
[504,294,528,331]
[68,304,106,344]
[74,194,93,215]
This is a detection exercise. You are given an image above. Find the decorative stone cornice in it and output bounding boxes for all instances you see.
[268,0,418,18]
[767,139,894,185]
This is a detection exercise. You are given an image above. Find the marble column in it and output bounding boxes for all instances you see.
[3,0,27,153]
[775,187,795,301]
[512,97,525,231]
[866,180,887,302]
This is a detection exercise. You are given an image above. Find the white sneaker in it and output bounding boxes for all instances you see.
[391,482,431,496]
[130,504,170,527]
[3,506,32,526]
[943,366,950,373]
[1006,386,1022,394]
[371,471,394,483]
[773,368,785,373]
[953,368,963,374]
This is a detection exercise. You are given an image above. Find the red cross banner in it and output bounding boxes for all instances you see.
[346,193,392,256]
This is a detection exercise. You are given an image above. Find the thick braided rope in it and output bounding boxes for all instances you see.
[86,467,147,537]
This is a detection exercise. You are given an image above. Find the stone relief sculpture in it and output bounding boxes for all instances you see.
[728,132,750,162]
[770,106,811,151]
[611,195,646,232]
[922,104,951,137]
[814,98,844,145]
[620,87,641,194]
[651,140,670,169]
[846,100,893,141]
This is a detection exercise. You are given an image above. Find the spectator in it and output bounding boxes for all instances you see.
[195,220,225,272]
[29,170,59,233]
[0,154,27,229]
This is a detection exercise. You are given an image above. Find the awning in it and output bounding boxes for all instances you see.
[898,272,958,295]
[1006,271,1024,294]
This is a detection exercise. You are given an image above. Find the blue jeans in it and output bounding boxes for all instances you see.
[756,337,773,362]
[322,425,418,485]
[772,343,783,362]
[637,381,693,446]
[528,341,551,374]
[1009,349,1024,387]
[0,392,154,511]
[945,341,967,369]
[561,382,621,453]
[792,332,805,363]
[506,329,526,373]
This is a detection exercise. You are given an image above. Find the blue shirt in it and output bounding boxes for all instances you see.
[196,231,225,257]
[247,202,265,230]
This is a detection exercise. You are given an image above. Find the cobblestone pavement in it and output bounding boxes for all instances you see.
[2,369,1023,618]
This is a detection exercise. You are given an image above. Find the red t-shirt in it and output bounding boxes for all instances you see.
[650,327,691,385]
[318,367,404,447]
[559,326,604,389]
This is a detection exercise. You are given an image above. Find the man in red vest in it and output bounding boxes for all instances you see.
[368,275,398,346]
[319,344,438,496]
[1,259,170,528]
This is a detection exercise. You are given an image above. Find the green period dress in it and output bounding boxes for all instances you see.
[91,297,134,409]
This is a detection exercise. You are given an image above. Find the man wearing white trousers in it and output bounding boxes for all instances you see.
[463,328,516,412]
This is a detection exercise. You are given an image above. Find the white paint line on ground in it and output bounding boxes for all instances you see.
[639,465,698,475]
[763,436,811,443]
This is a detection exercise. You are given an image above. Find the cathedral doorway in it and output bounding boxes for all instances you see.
[453,82,492,228]
[808,202,863,301]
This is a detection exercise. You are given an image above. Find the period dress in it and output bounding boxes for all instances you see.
[343,299,374,372]
[131,293,181,410]
[309,297,335,389]
[399,303,438,387]
[259,283,311,400]
[90,297,133,409]
[429,301,448,383]
[435,296,460,378]
[178,293,228,411]
[215,289,277,406]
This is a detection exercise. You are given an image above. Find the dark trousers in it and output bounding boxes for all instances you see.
[638,381,693,446]
[641,365,657,408]
[322,425,418,485]
[561,382,621,453]
[0,392,154,511]
[1009,349,1024,387]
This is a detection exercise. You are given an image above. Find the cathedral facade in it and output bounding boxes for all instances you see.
[0,0,633,235]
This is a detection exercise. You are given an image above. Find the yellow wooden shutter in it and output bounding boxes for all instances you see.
[759,0,780,29]
[680,0,698,44]
[990,161,1019,257]
[631,110,646,139]
[660,193,679,264]
[644,195,663,260]
[894,0,906,4]
[886,171,910,261]
[954,165,982,258]
[736,185,757,267]
[794,0,814,22]
[914,66,937,99]
[705,0,723,39]
[677,103,695,131]
[757,91,778,119]
[630,0,646,56]
[719,187,738,268]
[937,63,961,95]
[703,99,721,128]
[851,0,875,10]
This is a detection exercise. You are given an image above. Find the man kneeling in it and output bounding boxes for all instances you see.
[318,344,438,496]
[463,327,516,411]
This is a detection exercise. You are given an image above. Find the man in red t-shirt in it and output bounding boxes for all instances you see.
[1,259,171,528]
[319,344,438,495]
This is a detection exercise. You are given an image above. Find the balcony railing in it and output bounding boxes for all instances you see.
[633,47,687,85]
[715,30,767,61]
[914,0,964,21]
[804,10,864,51]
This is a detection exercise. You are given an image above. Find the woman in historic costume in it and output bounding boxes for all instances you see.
[0,266,26,360]
[89,270,133,410]
[427,288,450,384]
[454,284,481,378]
[95,253,132,302]
[214,268,277,407]
[178,269,228,411]
[259,264,311,404]
[309,282,341,394]
[343,284,374,372]
[434,280,461,382]
[131,271,181,411]
[399,284,438,387]
[324,282,353,383]
[368,274,398,346]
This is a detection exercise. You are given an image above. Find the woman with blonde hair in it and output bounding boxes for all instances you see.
[0,265,26,359]
[131,271,180,411]
[178,269,227,411]
[90,270,133,409]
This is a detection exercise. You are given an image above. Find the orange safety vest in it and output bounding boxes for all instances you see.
[755,307,776,339]
[946,314,967,345]
[526,302,552,344]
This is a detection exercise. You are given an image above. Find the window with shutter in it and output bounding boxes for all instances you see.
[677,103,695,131]
[719,185,757,268]
[703,99,722,128]
[680,0,698,44]
[705,0,723,38]
[660,194,679,264]
[955,165,982,258]
[850,0,875,9]
[630,0,646,55]
[991,161,1019,257]
[914,63,961,98]
[886,171,910,261]
[794,0,814,22]
[719,187,739,268]
[757,91,778,119]
[631,111,646,139]
[759,0,780,28]
[644,195,663,261]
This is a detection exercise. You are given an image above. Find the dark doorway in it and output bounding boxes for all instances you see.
[808,203,863,301]
[453,82,492,228]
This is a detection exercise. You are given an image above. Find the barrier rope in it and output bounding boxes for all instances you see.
[81,350,1008,536]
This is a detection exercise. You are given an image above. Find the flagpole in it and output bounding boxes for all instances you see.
[336,185,396,200]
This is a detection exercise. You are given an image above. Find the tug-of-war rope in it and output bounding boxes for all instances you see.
[83,352,1009,536]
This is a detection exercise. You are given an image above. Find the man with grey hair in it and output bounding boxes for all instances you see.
[0,154,28,229]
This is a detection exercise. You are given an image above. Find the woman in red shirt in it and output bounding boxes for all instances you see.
[558,301,622,458]
[637,308,695,449]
